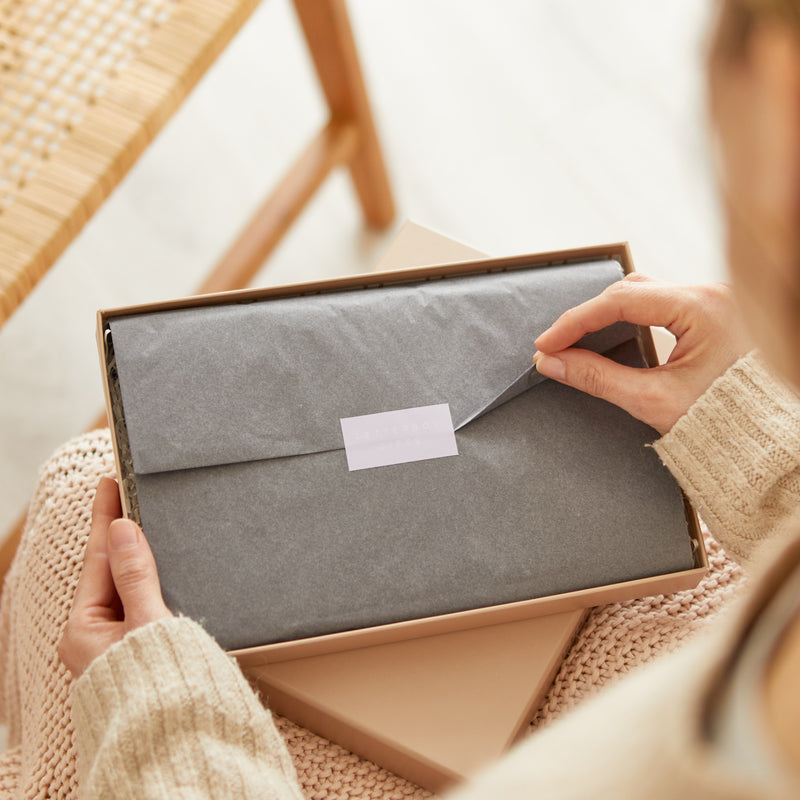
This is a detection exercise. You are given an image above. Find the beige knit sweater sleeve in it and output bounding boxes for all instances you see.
[71,615,304,800]
[654,351,800,566]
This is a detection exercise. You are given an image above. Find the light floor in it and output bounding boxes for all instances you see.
[0,0,723,537]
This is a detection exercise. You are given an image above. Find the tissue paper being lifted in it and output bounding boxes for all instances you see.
[105,260,694,650]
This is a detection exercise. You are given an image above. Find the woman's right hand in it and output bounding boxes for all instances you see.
[532,274,753,435]
[59,478,173,679]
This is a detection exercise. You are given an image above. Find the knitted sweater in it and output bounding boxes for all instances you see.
[2,352,800,798]
[72,617,303,799]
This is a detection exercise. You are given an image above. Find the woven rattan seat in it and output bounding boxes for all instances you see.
[0,0,393,324]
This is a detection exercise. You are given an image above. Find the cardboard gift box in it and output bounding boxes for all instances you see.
[98,241,706,668]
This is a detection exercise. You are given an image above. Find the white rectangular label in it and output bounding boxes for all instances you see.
[340,403,459,471]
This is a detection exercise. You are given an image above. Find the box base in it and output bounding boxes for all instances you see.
[246,608,586,793]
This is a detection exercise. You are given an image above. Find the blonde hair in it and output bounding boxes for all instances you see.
[710,0,800,382]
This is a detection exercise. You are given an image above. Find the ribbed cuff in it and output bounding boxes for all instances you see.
[72,616,300,799]
[654,352,800,563]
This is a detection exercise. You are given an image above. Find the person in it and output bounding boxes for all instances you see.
[5,0,800,796]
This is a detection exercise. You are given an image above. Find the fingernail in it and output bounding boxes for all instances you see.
[109,519,139,551]
[532,350,542,364]
[535,354,565,381]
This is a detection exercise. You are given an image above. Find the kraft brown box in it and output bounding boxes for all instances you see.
[97,239,706,663]
[97,231,707,792]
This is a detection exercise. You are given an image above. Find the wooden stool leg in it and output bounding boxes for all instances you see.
[293,0,395,228]
[198,119,359,294]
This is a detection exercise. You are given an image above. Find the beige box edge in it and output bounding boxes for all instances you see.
[96,241,708,666]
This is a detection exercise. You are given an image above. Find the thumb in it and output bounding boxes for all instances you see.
[107,519,172,629]
[535,349,673,434]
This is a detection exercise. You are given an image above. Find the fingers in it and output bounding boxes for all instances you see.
[534,277,690,355]
[72,478,122,611]
[106,519,172,630]
[94,476,123,520]
[59,481,171,680]
[535,349,679,434]
[60,478,122,678]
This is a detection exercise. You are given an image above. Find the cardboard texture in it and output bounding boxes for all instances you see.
[102,253,697,652]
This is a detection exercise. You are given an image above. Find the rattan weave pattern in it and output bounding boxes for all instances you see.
[0,0,261,326]
[0,0,175,209]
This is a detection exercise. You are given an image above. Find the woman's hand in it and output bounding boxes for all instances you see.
[533,274,753,435]
[59,477,173,679]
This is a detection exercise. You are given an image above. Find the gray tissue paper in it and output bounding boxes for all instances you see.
[107,260,694,650]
